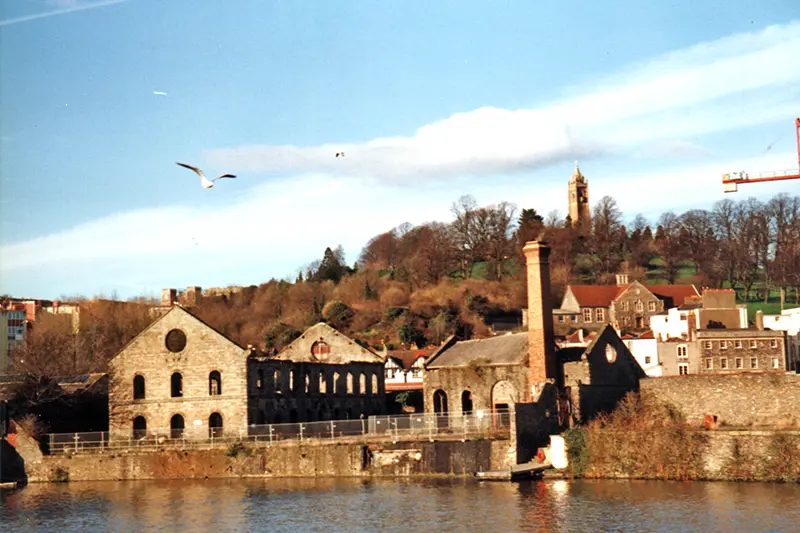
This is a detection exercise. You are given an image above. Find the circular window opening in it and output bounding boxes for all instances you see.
[605,344,617,363]
[165,329,187,353]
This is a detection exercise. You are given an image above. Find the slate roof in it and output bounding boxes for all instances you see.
[425,332,528,368]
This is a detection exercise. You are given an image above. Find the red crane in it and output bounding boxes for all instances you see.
[722,117,800,192]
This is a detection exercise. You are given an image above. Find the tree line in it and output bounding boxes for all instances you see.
[7,192,798,387]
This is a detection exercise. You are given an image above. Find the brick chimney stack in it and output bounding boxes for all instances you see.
[523,241,556,399]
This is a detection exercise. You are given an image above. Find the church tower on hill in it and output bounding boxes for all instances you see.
[568,161,590,229]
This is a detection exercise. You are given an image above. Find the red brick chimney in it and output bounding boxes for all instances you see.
[523,241,556,400]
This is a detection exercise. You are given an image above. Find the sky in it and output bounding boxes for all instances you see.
[1,0,799,300]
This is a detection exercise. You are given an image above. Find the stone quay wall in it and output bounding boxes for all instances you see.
[640,373,800,427]
[19,437,516,483]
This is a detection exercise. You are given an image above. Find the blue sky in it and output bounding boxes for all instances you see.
[1,0,799,300]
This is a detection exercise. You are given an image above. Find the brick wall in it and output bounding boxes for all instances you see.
[641,373,800,427]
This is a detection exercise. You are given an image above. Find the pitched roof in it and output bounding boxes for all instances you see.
[387,349,429,370]
[426,332,528,368]
[568,285,627,307]
[648,284,700,307]
[638,330,655,339]
[567,283,699,308]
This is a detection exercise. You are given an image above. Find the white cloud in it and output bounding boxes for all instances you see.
[0,0,130,27]
[206,21,800,184]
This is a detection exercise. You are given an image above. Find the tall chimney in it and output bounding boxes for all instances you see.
[161,288,177,307]
[523,241,556,399]
[755,310,764,331]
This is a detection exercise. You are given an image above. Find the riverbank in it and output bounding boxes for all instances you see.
[563,392,800,483]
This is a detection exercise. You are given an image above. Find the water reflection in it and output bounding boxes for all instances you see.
[2,478,800,533]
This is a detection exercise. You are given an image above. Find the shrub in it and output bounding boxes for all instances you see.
[563,428,589,478]
[227,441,245,457]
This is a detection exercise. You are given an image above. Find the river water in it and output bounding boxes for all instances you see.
[2,478,799,532]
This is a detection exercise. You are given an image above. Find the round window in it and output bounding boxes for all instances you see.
[165,329,187,353]
[605,344,617,363]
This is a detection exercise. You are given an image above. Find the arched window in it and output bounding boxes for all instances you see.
[319,370,327,394]
[171,373,183,398]
[170,414,184,438]
[461,390,473,414]
[133,416,147,439]
[334,372,341,394]
[133,375,145,400]
[372,374,379,396]
[209,371,222,396]
[359,373,366,395]
[274,369,281,393]
[304,372,310,394]
[347,373,354,395]
[209,412,223,438]
[289,369,295,392]
[433,389,448,414]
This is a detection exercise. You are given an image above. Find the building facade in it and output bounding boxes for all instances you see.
[559,278,699,333]
[696,330,789,374]
[0,308,26,374]
[108,306,250,439]
[248,322,386,424]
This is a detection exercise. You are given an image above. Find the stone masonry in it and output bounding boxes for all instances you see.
[108,306,250,438]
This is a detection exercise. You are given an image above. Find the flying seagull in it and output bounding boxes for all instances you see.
[335,152,345,158]
[176,162,236,189]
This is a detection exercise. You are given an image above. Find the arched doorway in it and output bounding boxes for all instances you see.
[491,380,517,428]
[461,390,473,414]
[208,412,223,438]
[170,414,185,438]
[433,389,449,429]
[133,416,147,439]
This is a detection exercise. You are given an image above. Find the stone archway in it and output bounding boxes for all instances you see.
[170,414,185,439]
[491,380,517,427]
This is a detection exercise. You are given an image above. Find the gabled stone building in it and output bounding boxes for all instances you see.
[108,309,387,440]
[559,276,699,332]
[108,306,250,439]
[423,242,646,427]
[559,325,646,423]
[247,322,386,424]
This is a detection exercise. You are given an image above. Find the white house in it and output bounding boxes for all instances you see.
[384,349,428,391]
[763,307,800,372]
[622,332,661,377]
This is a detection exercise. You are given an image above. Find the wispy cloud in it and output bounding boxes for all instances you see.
[206,21,800,184]
[0,0,130,27]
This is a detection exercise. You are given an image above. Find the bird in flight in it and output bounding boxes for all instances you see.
[176,162,236,189]
[335,152,345,158]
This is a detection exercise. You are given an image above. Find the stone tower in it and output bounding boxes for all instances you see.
[568,161,590,229]
[523,241,556,399]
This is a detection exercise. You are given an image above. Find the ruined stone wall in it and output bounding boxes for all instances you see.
[423,365,528,415]
[247,359,387,424]
[641,373,800,427]
[22,438,515,483]
[108,309,249,438]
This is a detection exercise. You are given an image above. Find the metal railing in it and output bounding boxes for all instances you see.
[47,409,512,455]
